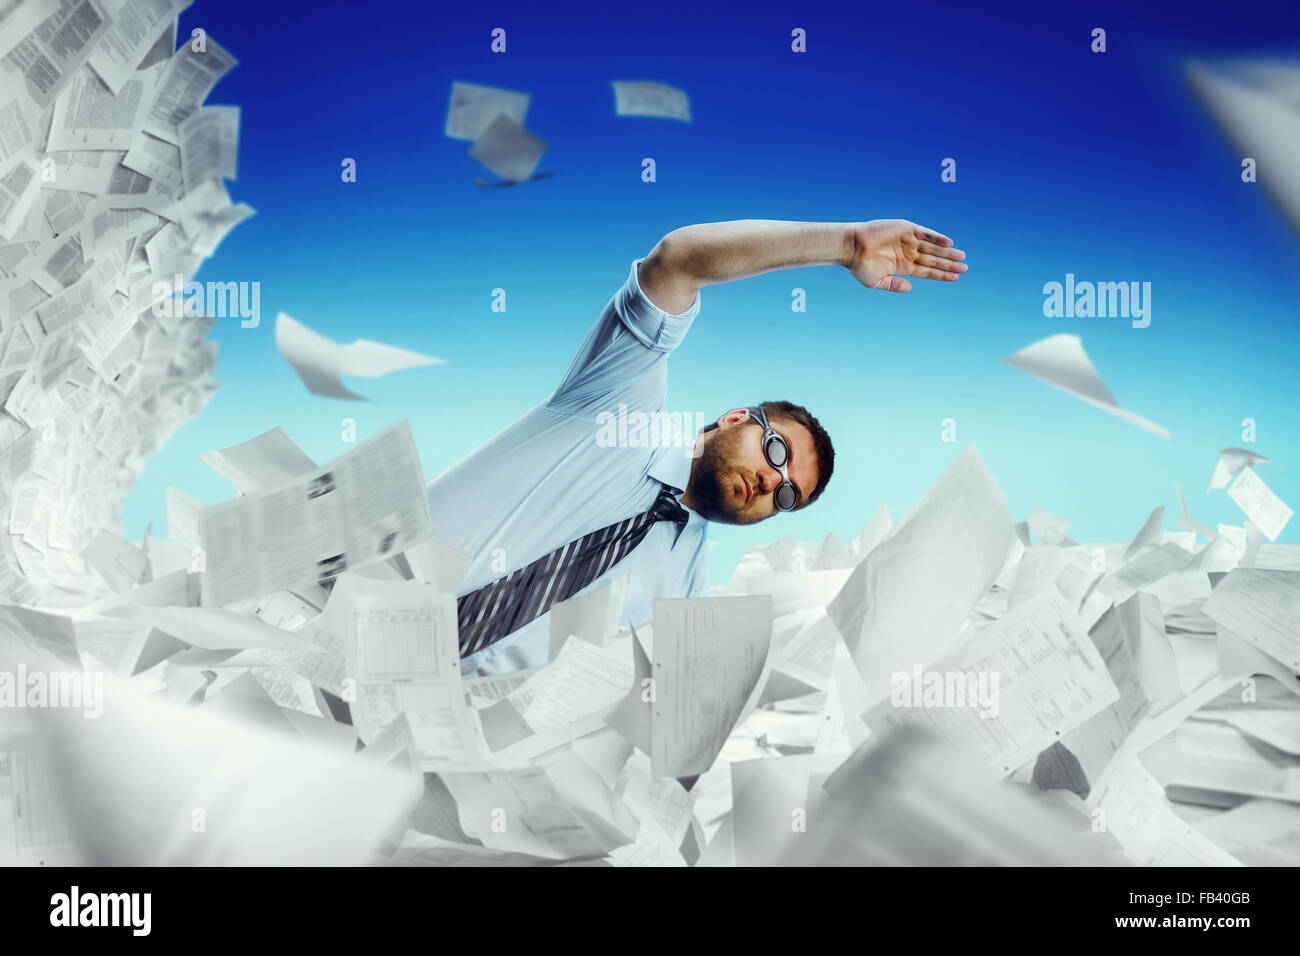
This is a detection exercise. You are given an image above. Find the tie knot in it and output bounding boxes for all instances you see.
[649,485,689,534]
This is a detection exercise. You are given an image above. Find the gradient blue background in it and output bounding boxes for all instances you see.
[123,0,1300,584]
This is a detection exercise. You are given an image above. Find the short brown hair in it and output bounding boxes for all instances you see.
[700,400,835,506]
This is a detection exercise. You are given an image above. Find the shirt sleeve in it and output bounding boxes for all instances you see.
[546,257,701,417]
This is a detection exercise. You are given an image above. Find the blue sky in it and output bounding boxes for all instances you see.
[123,0,1300,583]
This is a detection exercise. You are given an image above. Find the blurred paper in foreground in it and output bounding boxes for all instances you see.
[23,671,417,865]
[780,726,1120,865]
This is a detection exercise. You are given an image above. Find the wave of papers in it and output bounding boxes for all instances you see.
[0,1,246,610]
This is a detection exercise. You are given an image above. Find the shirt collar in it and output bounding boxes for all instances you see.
[649,440,693,496]
[648,441,708,547]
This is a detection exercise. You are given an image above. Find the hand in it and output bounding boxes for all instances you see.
[845,219,967,293]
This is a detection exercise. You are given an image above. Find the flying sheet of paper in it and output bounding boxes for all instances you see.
[1208,446,1273,491]
[851,504,892,562]
[1004,333,1170,439]
[611,80,691,121]
[826,447,1015,703]
[136,13,175,69]
[197,420,434,605]
[443,80,530,141]
[141,36,237,143]
[1124,505,1164,560]
[1097,541,1194,601]
[1218,633,1300,707]
[0,157,43,239]
[1188,59,1300,234]
[770,608,839,691]
[47,67,152,151]
[275,312,444,401]
[1174,481,1216,540]
[120,130,181,186]
[0,0,53,62]
[4,0,113,109]
[0,71,42,173]
[1204,568,1300,672]
[467,112,546,184]
[178,104,238,191]
[1090,751,1242,866]
[440,760,628,861]
[1104,592,1182,704]
[464,667,541,704]
[402,533,473,598]
[864,586,1120,777]
[1145,718,1300,804]
[0,731,81,865]
[605,624,652,754]
[606,819,687,867]
[746,569,852,619]
[1227,467,1292,541]
[1057,595,1152,791]
[616,755,695,846]
[196,426,316,494]
[344,577,489,771]
[1195,708,1300,757]
[513,635,633,734]
[86,0,189,94]
[1007,544,1065,610]
[547,573,628,660]
[650,595,773,778]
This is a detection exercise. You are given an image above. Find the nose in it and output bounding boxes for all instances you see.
[756,464,782,496]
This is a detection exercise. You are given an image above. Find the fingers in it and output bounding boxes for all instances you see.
[912,224,953,246]
[918,239,965,261]
[908,265,961,282]
[915,253,967,275]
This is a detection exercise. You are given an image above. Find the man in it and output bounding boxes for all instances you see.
[427,218,967,675]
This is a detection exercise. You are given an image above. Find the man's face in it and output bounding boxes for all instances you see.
[683,410,820,525]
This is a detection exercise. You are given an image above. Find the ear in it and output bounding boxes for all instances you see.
[715,408,751,430]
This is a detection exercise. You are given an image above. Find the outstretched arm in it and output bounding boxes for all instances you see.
[637,219,968,313]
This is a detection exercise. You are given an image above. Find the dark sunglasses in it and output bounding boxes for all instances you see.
[746,405,798,511]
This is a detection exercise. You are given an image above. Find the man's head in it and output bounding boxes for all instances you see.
[680,400,834,525]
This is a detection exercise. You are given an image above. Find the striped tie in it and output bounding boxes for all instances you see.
[456,484,689,658]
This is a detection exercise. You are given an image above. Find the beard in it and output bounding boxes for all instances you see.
[685,425,761,525]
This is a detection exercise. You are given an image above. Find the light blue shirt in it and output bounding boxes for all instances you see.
[426,258,711,676]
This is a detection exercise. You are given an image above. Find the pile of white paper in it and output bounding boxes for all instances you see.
[6,408,1294,865]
